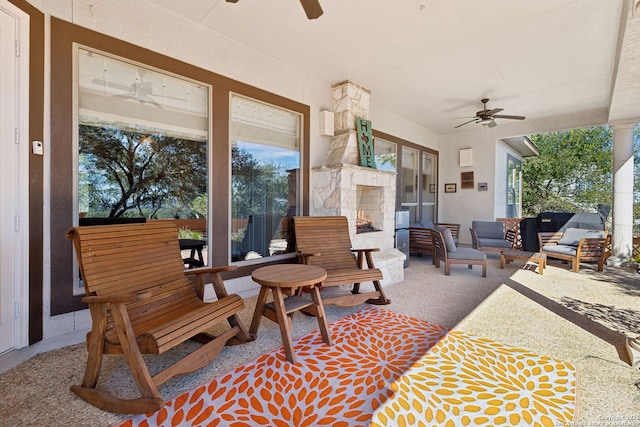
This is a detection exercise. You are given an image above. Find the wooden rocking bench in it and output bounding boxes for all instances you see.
[292,216,390,307]
[66,222,252,414]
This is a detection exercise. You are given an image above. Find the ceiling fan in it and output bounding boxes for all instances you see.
[92,70,164,108]
[454,98,525,129]
[225,0,323,20]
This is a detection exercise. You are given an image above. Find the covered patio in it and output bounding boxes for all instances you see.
[1,0,639,424]
[1,255,638,425]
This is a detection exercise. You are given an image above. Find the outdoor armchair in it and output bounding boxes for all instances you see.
[538,227,608,272]
[409,220,460,264]
[470,220,514,253]
[432,225,486,277]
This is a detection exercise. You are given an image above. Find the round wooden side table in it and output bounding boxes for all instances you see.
[249,264,331,364]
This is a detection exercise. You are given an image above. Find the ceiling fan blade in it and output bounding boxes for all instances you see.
[454,119,477,129]
[492,114,526,120]
[300,0,323,19]
[485,108,503,116]
[91,78,135,92]
[225,0,322,19]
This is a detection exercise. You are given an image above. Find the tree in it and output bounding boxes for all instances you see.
[231,144,289,220]
[522,126,613,217]
[79,125,207,218]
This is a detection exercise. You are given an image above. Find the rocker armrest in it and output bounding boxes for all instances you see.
[184,265,239,300]
[81,290,152,304]
[184,265,238,277]
[352,248,380,269]
[351,248,380,253]
[296,251,322,259]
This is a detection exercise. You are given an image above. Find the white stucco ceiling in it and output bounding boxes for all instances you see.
[147,0,640,135]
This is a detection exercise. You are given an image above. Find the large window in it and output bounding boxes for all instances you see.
[507,154,522,218]
[76,47,210,223]
[74,47,211,293]
[401,146,419,222]
[230,95,301,262]
[421,152,437,222]
[374,137,397,172]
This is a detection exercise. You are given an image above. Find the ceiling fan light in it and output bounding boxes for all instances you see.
[477,118,493,125]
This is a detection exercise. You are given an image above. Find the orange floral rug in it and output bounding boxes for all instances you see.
[120,307,577,427]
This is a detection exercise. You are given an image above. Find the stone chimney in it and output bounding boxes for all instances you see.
[324,80,371,167]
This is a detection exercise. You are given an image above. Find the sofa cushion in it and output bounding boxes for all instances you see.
[478,238,513,249]
[472,221,505,239]
[542,244,577,256]
[435,225,457,253]
[557,228,606,246]
[449,247,486,260]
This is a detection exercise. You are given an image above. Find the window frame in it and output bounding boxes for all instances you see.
[229,93,302,265]
[50,18,309,315]
[373,130,439,222]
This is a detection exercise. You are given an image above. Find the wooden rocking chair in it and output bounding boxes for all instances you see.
[292,216,390,306]
[66,222,252,414]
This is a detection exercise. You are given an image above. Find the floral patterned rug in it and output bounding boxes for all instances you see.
[120,307,577,427]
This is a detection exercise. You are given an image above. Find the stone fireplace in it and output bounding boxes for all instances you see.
[311,81,405,285]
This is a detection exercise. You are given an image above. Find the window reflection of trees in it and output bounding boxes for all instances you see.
[231,143,297,262]
[78,125,207,219]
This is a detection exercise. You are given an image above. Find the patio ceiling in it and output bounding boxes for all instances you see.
[147,0,640,135]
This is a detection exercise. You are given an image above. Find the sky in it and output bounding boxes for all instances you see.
[236,141,300,170]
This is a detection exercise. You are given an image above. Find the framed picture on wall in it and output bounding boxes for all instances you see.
[444,183,456,193]
[429,184,436,193]
[461,171,474,189]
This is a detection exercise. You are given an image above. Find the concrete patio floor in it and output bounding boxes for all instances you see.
[1,254,639,426]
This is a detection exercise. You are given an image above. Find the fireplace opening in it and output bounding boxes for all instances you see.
[355,185,383,234]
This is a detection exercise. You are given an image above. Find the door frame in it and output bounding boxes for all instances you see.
[1,0,30,352]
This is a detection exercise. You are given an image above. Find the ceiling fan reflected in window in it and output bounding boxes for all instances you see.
[92,70,164,108]
[454,98,525,129]
[225,0,323,20]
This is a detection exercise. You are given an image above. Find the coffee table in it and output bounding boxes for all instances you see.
[500,249,547,275]
[249,264,331,364]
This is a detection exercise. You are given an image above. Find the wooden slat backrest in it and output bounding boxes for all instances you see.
[293,216,359,270]
[66,222,193,310]
[538,231,564,248]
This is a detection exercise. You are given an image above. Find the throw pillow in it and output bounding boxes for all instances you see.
[472,221,505,239]
[435,225,457,252]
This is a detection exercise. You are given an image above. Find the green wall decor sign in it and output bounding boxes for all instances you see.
[356,117,377,168]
